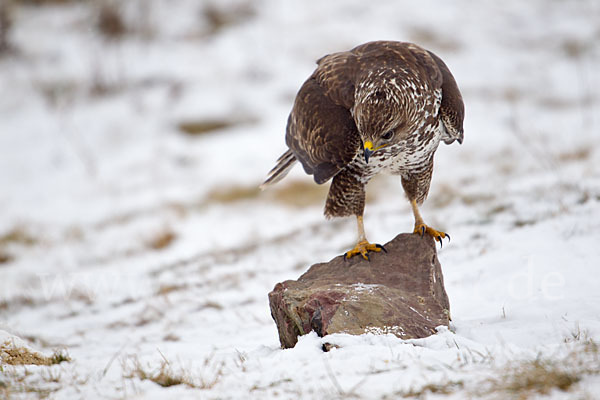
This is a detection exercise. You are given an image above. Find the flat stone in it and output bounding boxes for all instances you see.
[268,233,450,348]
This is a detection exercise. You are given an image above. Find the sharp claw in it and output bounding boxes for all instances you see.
[376,244,387,253]
[437,236,443,248]
[421,226,426,236]
[446,233,451,242]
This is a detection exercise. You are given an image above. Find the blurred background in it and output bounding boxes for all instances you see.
[1,0,598,261]
[0,0,599,397]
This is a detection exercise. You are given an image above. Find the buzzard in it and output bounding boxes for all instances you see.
[261,41,464,260]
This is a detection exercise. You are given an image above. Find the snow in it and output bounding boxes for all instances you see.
[1,0,599,398]
[0,330,31,352]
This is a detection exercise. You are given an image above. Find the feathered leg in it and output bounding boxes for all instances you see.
[325,165,385,260]
[401,159,450,247]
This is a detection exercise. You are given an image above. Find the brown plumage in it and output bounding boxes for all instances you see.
[261,41,464,260]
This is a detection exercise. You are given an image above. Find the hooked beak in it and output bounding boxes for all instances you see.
[364,141,374,163]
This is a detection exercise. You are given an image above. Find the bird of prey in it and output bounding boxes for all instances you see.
[261,41,464,260]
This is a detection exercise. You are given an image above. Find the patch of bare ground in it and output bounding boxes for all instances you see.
[0,342,70,366]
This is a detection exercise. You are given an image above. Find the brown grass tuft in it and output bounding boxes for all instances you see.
[1,345,52,366]
[10,0,75,4]
[0,2,12,54]
[485,339,599,398]
[0,251,13,264]
[201,2,255,35]
[557,147,591,163]
[177,119,236,136]
[268,180,329,208]
[163,333,180,342]
[123,353,223,389]
[561,38,591,58]
[0,227,37,247]
[204,180,329,208]
[513,219,537,228]
[492,358,580,395]
[407,26,461,52]
[198,300,224,311]
[155,283,187,296]
[147,228,177,251]
[206,185,261,204]
[49,349,71,365]
[96,1,126,39]
[0,343,70,366]
[402,381,465,397]
[0,226,38,265]
[394,339,600,398]
[428,183,497,209]
[0,296,36,312]
[129,359,193,388]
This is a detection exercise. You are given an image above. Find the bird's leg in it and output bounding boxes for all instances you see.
[344,215,387,261]
[410,199,450,246]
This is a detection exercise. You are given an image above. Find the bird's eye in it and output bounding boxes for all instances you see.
[381,130,393,140]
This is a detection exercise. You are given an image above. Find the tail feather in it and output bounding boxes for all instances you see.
[259,149,297,190]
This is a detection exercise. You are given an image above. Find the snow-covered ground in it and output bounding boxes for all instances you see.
[1,0,599,398]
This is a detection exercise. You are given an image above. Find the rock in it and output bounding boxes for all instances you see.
[268,233,450,348]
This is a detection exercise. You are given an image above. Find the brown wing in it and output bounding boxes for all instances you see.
[285,52,361,184]
[426,50,465,144]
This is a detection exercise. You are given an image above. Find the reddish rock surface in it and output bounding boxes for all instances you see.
[268,233,450,348]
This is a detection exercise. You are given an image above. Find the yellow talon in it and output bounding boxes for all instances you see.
[344,240,386,261]
[413,224,450,247]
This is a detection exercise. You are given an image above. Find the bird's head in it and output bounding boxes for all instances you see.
[353,81,406,164]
